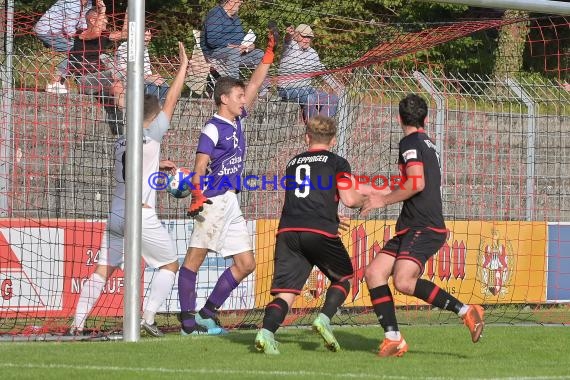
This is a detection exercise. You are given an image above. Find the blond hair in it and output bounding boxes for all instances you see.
[306,115,337,144]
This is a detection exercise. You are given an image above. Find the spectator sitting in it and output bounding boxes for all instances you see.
[68,7,126,134]
[277,24,343,123]
[68,7,124,98]
[34,0,93,94]
[114,30,170,104]
[201,0,263,79]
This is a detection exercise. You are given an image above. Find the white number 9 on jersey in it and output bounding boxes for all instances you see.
[295,164,311,198]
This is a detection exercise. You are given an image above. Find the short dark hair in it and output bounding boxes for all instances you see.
[399,94,428,128]
[143,94,161,122]
[306,115,337,144]
[213,76,245,106]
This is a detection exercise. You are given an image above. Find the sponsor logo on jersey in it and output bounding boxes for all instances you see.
[402,149,417,162]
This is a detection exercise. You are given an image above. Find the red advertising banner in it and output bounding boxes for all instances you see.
[0,219,127,318]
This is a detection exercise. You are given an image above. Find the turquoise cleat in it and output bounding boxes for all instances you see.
[254,328,280,354]
[194,312,228,335]
[312,313,341,352]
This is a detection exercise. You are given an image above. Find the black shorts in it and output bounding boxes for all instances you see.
[270,231,354,295]
[381,227,447,272]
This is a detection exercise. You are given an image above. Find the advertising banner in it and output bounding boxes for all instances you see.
[255,220,547,308]
[0,219,257,318]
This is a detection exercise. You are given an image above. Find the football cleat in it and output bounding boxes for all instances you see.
[378,337,408,357]
[254,328,280,354]
[312,313,341,352]
[140,320,164,338]
[180,324,222,336]
[195,313,228,335]
[462,305,485,343]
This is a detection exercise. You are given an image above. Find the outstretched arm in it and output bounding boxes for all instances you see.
[338,174,365,208]
[359,164,425,216]
[162,42,189,121]
[244,21,279,109]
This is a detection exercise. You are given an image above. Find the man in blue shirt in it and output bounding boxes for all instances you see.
[201,0,263,78]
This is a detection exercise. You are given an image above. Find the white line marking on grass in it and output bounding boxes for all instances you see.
[0,363,568,380]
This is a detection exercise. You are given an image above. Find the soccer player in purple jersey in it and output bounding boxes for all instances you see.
[359,94,485,357]
[177,23,279,335]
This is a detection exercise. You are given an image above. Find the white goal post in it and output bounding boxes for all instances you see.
[416,0,570,16]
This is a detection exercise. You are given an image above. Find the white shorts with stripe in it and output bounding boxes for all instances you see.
[189,191,253,257]
[98,207,177,268]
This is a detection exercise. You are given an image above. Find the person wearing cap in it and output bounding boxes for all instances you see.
[277,23,343,123]
[201,0,264,79]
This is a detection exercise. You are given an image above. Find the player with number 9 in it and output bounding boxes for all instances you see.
[254,115,365,354]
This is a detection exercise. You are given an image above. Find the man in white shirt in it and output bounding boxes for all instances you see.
[114,30,170,104]
[277,24,342,123]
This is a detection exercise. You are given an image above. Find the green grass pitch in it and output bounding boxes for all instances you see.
[1,325,569,379]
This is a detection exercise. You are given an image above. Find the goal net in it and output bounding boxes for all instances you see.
[0,1,568,338]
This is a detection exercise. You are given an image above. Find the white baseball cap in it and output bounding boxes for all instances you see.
[295,24,314,37]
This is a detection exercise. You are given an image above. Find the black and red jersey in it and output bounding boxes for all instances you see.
[277,149,351,237]
[396,129,445,232]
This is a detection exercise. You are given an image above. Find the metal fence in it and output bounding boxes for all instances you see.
[2,58,569,224]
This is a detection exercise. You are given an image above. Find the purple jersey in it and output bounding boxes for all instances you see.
[196,111,246,198]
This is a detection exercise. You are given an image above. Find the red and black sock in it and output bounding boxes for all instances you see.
[369,285,399,332]
[262,297,289,333]
[321,280,350,319]
[413,278,463,314]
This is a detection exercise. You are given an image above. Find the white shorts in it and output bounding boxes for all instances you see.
[189,191,253,257]
[98,208,177,268]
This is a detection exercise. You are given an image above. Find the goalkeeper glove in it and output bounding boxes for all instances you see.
[262,20,280,64]
[187,188,212,217]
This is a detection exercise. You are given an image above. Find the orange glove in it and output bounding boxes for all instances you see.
[262,21,280,64]
[187,188,212,217]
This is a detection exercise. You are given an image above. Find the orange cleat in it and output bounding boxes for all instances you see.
[462,305,485,343]
[378,337,408,357]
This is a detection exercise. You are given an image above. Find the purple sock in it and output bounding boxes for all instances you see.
[178,266,196,332]
[201,268,239,318]
[178,266,198,329]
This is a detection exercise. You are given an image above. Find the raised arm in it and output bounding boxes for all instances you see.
[244,21,279,109]
[95,0,106,14]
[359,164,424,216]
[162,42,189,121]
